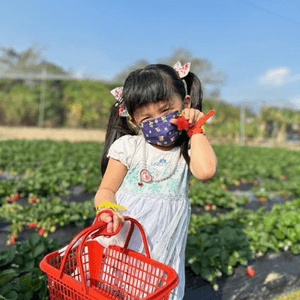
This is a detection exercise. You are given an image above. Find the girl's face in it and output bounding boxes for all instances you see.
[130,95,191,150]
[131,95,190,126]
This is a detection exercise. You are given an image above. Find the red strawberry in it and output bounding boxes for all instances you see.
[259,197,266,203]
[253,180,258,186]
[10,234,17,244]
[205,204,212,211]
[246,266,255,277]
[7,196,14,203]
[223,186,228,191]
[283,194,289,199]
[38,228,46,236]
[28,223,37,229]
[13,194,19,200]
[29,197,37,204]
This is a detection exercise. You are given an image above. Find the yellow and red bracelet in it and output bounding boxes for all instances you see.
[95,201,127,214]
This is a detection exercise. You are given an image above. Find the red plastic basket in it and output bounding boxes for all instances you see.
[40,209,179,300]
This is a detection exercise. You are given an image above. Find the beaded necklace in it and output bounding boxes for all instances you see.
[138,139,181,187]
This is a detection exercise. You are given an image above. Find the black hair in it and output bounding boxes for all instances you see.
[101,63,203,176]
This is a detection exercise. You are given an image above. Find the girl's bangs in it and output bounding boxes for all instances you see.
[125,70,176,116]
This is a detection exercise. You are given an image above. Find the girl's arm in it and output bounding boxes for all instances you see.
[189,133,218,181]
[94,157,127,208]
[174,107,218,181]
[94,157,128,232]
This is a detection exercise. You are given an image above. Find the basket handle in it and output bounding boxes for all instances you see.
[58,210,122,276]
[58,209,151,293]
[81,209,151,258]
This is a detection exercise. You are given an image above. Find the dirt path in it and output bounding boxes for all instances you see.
[1,126,300,152]
[0,126,106,142]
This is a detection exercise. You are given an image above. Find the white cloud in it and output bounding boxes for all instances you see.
[258,67,290,86]
[258,68,300,87]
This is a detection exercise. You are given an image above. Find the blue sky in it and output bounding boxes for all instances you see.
[1,0,300,114]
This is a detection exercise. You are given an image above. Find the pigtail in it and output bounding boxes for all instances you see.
[179,71,203,166]
[100,105,137,176]
[184,71,203,112]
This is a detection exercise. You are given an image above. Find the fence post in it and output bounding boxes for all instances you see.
[38,68,47,127]
[240,102,245,146]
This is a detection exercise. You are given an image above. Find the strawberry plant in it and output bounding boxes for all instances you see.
[0,140,103,201]
[0,197,95,243]
[0,233,61,300]
[189,180,248,209]
[186,218,253,287]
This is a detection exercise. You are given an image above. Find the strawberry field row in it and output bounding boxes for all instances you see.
[1,140,299,205]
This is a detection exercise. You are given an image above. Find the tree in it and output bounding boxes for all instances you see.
[111,47,226,98]
[112,59,150,84]
[0,45,67,74]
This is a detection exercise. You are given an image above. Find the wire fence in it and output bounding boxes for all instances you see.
[0,68,106,127]
[1,70,299,145]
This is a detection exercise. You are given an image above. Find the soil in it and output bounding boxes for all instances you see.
[1,125,300,152]
[1,127,300,299]
[0,126,106,142]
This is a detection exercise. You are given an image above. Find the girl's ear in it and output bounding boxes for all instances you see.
[183,95,191,109]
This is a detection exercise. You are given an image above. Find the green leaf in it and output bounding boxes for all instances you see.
[23,260,35,273]
[290,243,300,255]
[263,215,277,232]
[279,211,298,227]
[0,251,15,268]
[29,233,40,247]
[295,224,300,239]
[20,240,31,253]
[287,228,297,243]
[14,255,24,267]
[19,274,32,289]
[23,291,33,300]
[52,206,64,214]
[0,269,17,286]
[2,291,18,300]
[0,283,14,297]
[33,243,45,258]
[220,249,229,264]
[274,229,285,240]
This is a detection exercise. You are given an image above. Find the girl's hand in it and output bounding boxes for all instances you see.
[98,208,125,234]
[170,108,204,128]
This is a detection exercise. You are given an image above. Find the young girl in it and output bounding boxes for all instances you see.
[94,62,218,300]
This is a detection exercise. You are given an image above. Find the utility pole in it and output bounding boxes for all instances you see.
[38,68,47,127]
[240,102,245,146]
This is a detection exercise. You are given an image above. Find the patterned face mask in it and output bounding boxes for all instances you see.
[138,110,180,146]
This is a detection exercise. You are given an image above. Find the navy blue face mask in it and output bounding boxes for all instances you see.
[138,110,180,146]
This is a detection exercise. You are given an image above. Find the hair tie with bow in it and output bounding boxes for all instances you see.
[173,61,191,93]
[110,87,129,117]
[173,61,191,78]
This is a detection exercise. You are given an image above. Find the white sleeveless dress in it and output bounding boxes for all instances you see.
[104,134,191,300]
